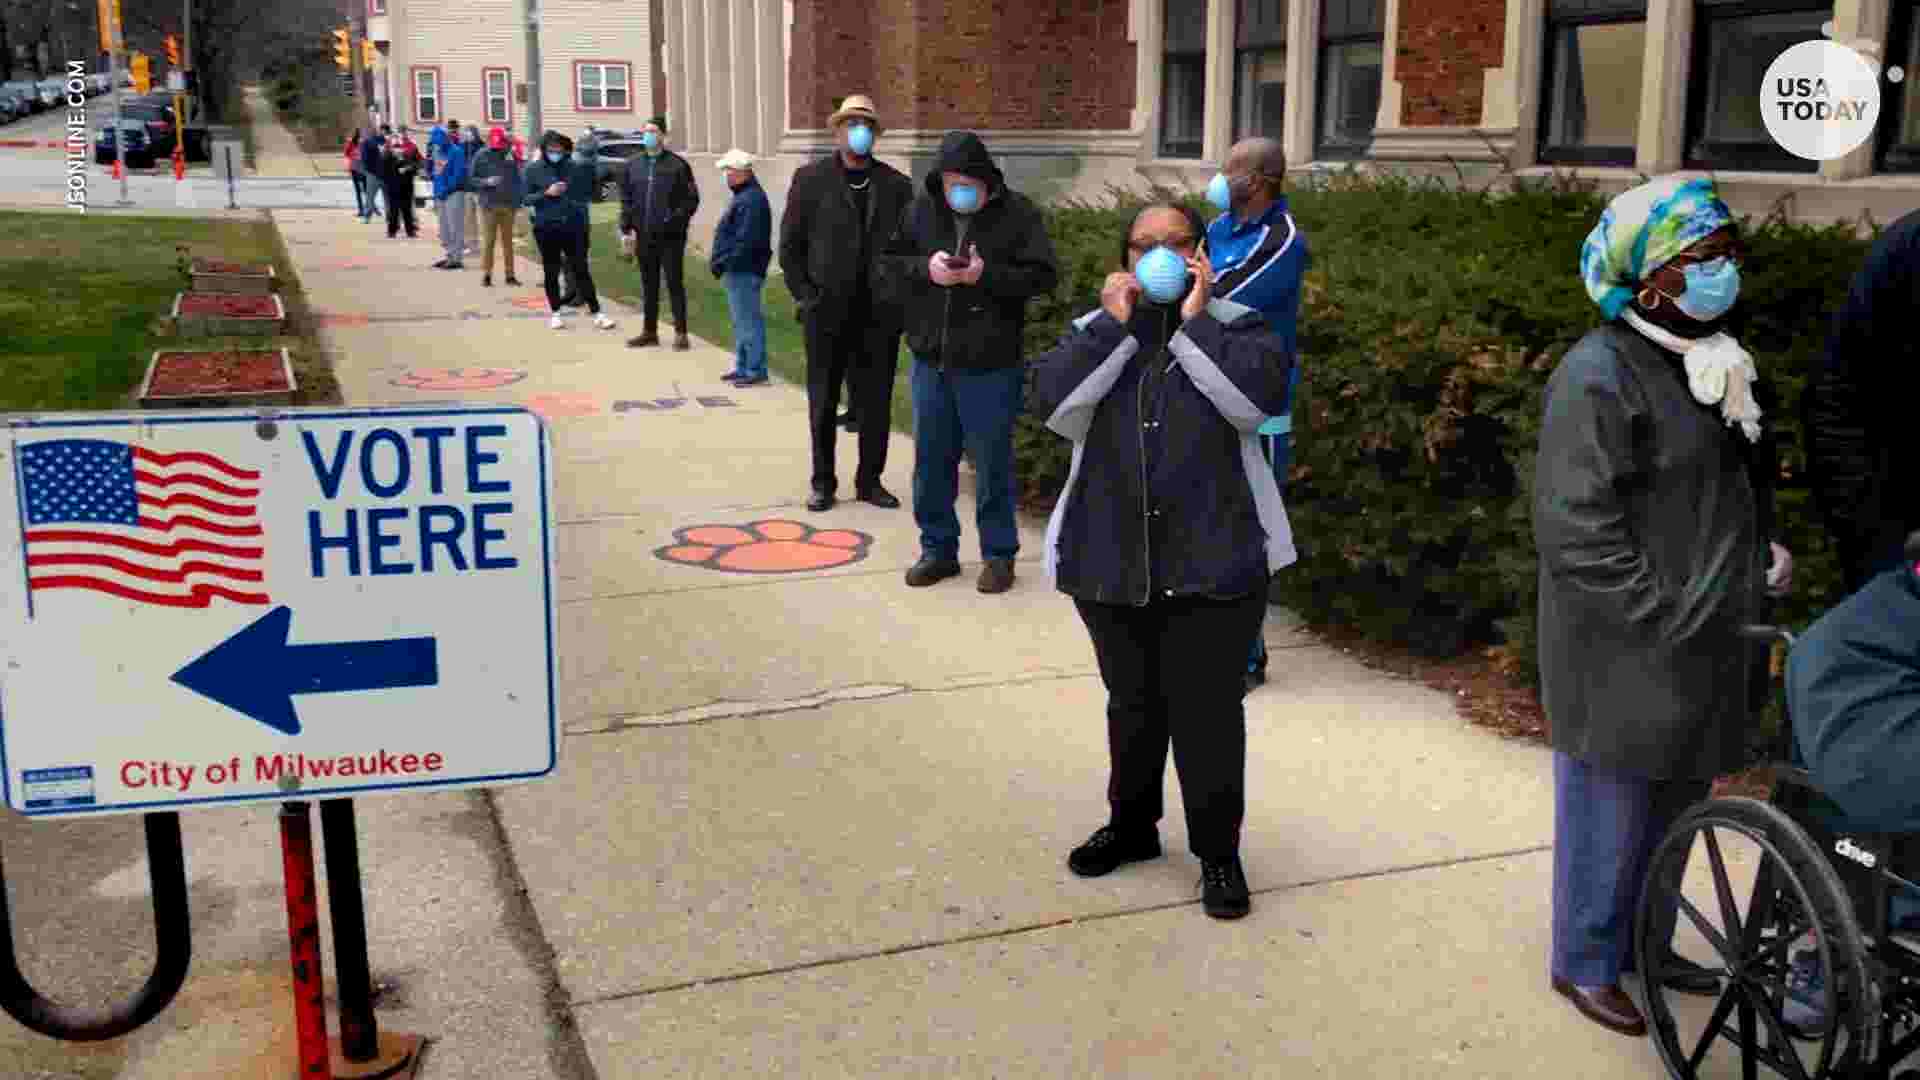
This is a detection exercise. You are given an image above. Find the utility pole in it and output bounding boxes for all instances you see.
[524,0,541,141]
[181,0,191,129]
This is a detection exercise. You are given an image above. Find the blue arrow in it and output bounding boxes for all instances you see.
[171,606,439,735]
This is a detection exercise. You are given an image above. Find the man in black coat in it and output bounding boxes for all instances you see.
[1804,208,1920,591]
[778,94,915,512]
[879,131,1059,592]
[619,116,700,350]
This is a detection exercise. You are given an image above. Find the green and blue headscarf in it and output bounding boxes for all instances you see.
[1579,176,1733,319]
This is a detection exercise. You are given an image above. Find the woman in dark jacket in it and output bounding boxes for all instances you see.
[1029,203,1295,921]
[1538,175,1793,1037]
[521,130,614,331]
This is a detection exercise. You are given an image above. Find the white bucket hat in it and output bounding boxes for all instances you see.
[716,148,756,171]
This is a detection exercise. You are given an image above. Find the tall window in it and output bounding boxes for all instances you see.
[1539,0,1647,164]
[1235,0,1287,141]
[1880,0,1920,171]
[370,0,386,14]
[575,62,632,111]
[1317,0,1383,158]
[1161,0,1207,157]
[484,67,511,124]
[1685,0,1830,171]
[411,67,439,123]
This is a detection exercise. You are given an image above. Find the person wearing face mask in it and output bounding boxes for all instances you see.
[555,135,603,310]
[618,116,699,350]
[709,149,773,386]
[462,123,485,258]
[381,126,421,240]
[522,131,616,331]
[1538,175,1790,1037]
[877,130,1059,593]
[778,94,915,512]
[1203,136,1311,695]
[468,126,524,288]
[1029,203,1295,921]
[428,123,469,270]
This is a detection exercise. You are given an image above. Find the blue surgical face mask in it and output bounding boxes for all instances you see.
[847,123,875,157]
[1134,245,1191,306]
[946,181,982,215]
[545,150,564,164]
[641,131,659,150]
[1673,257,1740,322]
[1206,172,1232,213]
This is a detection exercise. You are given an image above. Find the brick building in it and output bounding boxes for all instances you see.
[661,0,1920,236]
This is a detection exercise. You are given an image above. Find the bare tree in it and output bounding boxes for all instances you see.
[117,0,336,122]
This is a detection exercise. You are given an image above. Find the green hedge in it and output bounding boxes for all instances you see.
[1009,174,1875,682]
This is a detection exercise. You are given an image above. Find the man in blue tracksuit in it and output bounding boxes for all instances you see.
[428,124,469,270]
[709,149,774,385]
[1202,137,1309,694]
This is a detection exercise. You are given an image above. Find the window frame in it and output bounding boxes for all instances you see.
[1682,0,1830,173]
[1233,0,1288,143]
[1536,3,1650,166]
[410,65,441,125]
[1159,0,1209,158]
[573,60,635,113]
[1877,0,1920,172]
[369,0,386,14]
[483,66,512,125]
[1315,0,1385,160]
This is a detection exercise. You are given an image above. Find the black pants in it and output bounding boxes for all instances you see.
[804,303,898,494]
[1073,592,1268,858]
[559,225,592,303]
[636,229,689,331]
[383,179,416,236]
[533,224,598,314]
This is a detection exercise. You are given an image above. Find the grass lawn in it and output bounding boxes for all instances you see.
[0,210,339,411]
[577,204,917,434]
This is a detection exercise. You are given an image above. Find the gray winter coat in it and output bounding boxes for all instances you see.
[1533,322,1768,780]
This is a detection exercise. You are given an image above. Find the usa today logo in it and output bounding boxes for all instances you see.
[1763,29,1906,161]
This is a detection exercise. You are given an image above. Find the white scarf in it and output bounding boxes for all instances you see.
[1620,309,1763,443]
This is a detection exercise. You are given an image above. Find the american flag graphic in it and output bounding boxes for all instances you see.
[17,439,269,609]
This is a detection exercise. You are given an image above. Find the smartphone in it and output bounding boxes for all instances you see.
[942,254,970,269]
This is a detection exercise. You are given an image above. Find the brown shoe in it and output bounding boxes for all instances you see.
[1551,977,1646,1037]
[977,558,1015,594]
[627,331,659,348]
[672,330,691,351]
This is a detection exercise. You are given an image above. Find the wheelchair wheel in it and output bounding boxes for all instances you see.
[1636,797,1878,1079]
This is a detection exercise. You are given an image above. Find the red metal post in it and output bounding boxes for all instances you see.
[279,801,331,1078]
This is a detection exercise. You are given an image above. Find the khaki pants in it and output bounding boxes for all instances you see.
[482,207,517,277]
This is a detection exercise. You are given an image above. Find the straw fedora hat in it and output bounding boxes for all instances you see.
[829,94,881,130]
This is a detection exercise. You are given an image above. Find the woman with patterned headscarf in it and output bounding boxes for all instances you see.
[1536,176,1792,1037]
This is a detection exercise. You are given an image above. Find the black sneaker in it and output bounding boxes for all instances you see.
[977,558,1015,594]
[904,555,961,587]
[505,276,522,286]
[1067,826,1162,877]
[806,489,834,513]
[856,486,900,509]
[734,374,769,386]
[481,274,492,287]
[1199,857,1252,919]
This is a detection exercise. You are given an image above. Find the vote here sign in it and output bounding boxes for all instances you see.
[0,406,557,817]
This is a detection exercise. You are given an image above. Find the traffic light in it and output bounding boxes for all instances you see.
[130,51,150,93]
[332,27,350,69]
[361,39,377,68]
[164,34,179,67]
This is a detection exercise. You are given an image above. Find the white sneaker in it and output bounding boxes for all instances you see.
[593,313,616,330]
[549,314,566,330]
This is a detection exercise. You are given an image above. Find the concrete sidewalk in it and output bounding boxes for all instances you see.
[239,85,335,179]
[0,110,1739,1080]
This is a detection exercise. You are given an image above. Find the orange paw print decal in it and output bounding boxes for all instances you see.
[655,520,874,574]
[391,366,527,390]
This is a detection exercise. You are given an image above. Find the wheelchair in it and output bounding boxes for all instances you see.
[1635,540,1920,1080]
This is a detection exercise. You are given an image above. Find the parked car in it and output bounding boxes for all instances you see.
[120,98,177,155]
[94,119,153,167]
[1,81,43,112]
[590,138,650,202]
[33,80,60,110]
[0,90,30,122]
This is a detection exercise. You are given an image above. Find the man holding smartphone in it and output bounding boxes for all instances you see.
[878,130,1058,594]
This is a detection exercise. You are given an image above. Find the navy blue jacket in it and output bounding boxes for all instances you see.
[1030,298,1297,605]
[520,155,592,229]
[710,177,772,278]
[1787,560,1920,831]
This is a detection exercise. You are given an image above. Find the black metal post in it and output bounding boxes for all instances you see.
[223,145,235,209]
[319,797,378,1062]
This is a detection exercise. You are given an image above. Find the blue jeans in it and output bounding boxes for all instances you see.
[722,272,767,378]
[911,358,1021,562]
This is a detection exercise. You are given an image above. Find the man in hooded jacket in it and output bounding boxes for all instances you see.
[468,126,523,287]
[428,125,469,269]
[779,95,915,512]
[879,131,1058,592]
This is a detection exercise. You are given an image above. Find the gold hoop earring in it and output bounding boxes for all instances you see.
[1636,286,1661,310]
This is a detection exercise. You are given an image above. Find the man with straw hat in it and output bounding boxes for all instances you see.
[778,94,915,513]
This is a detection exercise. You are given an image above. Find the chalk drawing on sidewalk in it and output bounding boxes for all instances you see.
[391,367,527,390]
[525,392,601,419]
[611,395,735,413]
[655,520,874,574]
[316,312,371,327]
[510,294,550,311]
